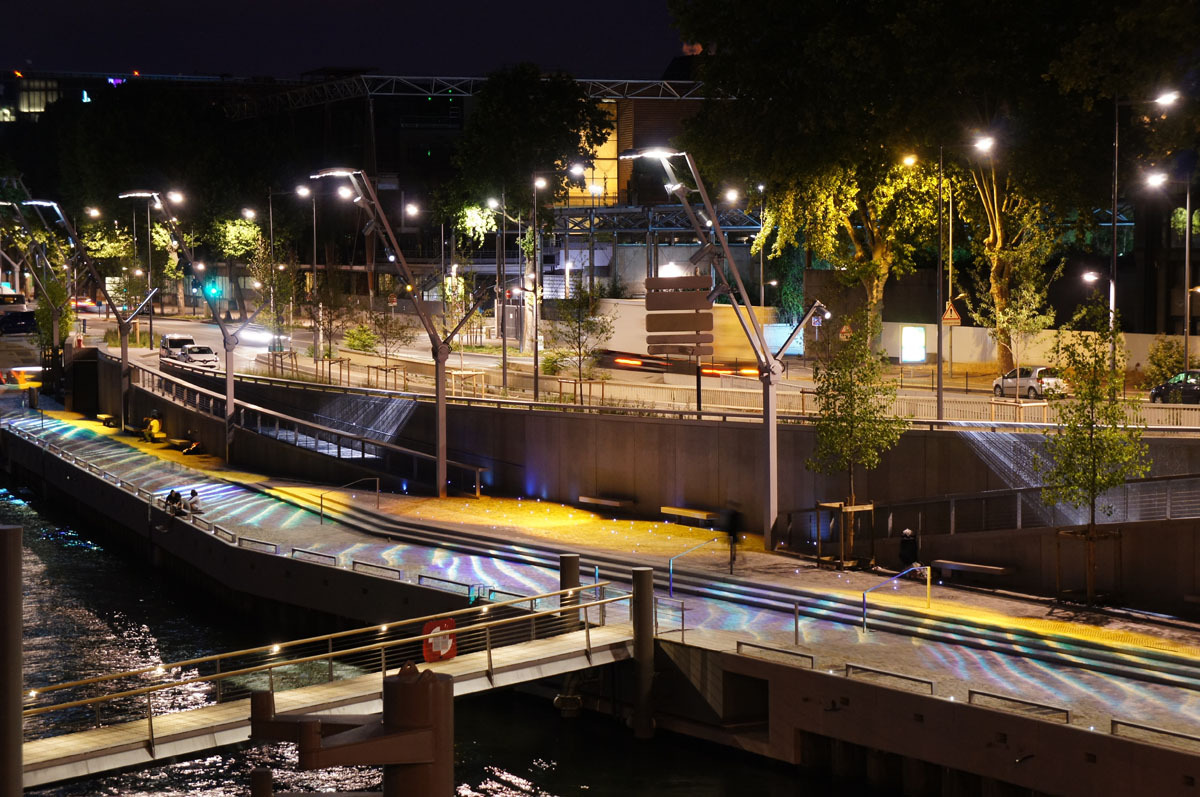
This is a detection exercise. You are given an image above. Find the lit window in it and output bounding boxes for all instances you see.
[0,107,14,123]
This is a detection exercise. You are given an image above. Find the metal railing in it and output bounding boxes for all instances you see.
[968,690,1071,724]
[844,663,935,694]
[22,584,629,744]
[119,357,489,495]
[668,537,720,597]
[862,566,931,632]
[319,477,380,524]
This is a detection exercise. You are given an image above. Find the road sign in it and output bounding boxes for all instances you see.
[644,275,714,357]
[839,324,852,341]
[388,294,397,307]
[942,301,962,326]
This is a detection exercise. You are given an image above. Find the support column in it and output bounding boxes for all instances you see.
[1,526,21,797]
[761,369,779,547]
[434,343,449,497]
[380,668,455,797]
[224,337,237,462]
[119,326,131,431]
[631,566,654,740]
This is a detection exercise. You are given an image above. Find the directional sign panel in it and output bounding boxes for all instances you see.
[646,312,714,332]
[644,275,714,358]
[649,344,715,356]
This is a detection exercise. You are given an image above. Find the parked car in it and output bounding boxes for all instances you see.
[1149,371,1200,404]
[991,366,1065,399]
[178,344,219,368]
[160,333,196,359]
[0,311,37,335]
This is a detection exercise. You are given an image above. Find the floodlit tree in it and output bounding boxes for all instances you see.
[371,310,419,366]
[150,223,198,316]
[807,313,907,553]
[545,281,615,392]
[446,63,613,352]
[246,239,295,349]
[988,278,1057,399]
[209,217,261,321]
[1034,297,1149,603]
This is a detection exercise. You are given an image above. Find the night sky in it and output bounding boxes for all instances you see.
[4,0,685,79]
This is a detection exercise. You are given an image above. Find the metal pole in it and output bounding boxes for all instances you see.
[1,526,20,797]
[759,194,765,307]
[533,182,540,401]
[312,196,319,366]
[1187,181,1193,370]
[500,191,508,391]
[1111,97,1119,370]
[936,147,944,420]
[949,184,955,377]
[631,567,654,740]
[147,202,153,342]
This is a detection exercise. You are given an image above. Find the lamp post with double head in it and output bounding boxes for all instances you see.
[619,147,829,545]
[531,176,547,400]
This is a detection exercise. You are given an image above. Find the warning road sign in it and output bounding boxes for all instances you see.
[942,302,962,326]
[839,325,852,342]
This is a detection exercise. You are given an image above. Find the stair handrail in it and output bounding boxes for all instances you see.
[862,566,931,632]
[318,477,381,524]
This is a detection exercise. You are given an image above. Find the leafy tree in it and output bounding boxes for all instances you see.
[807,312,907,552]
[245,239,295,348]
[302,274,353,361]
[372,310,419,366]
[150,223,198,315]
[447,63,613,352]
[209,217,262,321]
[34,275,75,349]
[545,282,616,389]
[1034,298,1149,603]
[988,279,1057,398]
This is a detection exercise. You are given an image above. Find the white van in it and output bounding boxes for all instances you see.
[160,334,196,360]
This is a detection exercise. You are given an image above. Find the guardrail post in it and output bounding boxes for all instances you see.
[1,525,20,797]
[794,601,800,646]
[485,627,494,684]
[145,691,156,756]
[631,567,654,740]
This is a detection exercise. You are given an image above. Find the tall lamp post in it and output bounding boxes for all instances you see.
[620,147,829,545]
[532,176,547,401]
[1111,90,1179,369]
[1148,170,1194,370]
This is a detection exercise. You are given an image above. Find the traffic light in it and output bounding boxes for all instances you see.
[206,282,222,298]
[505,289,511,299]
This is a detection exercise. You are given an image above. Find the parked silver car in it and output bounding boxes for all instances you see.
[992,366,1065,399]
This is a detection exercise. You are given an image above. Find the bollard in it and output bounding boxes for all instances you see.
[250,767,273,797]
[631,567,655,740]
[560,553,581,631]
[380,664,454,796]
[1,526,20,797]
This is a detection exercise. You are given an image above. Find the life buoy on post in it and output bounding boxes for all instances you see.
[422,618,457,662]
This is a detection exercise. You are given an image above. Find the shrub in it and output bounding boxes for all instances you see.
[1142,336,1196,388]
[541,349,569,375]
[342,323,378,353]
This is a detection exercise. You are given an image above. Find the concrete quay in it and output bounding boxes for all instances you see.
[8,407,1200,794]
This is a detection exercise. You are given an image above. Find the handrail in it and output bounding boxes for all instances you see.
[318,477,380,524]
[844,663,935,694]
[1110,719,1200,749]
[668,537,720,597]
[968,689,1070,723]
[654,595,686,642]
[25,580,613,700]
[23,592,633,720]
[862,566,931,632]
[735,641,815,668]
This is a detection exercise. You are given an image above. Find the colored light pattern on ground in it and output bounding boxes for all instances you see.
[9,409,1200,738]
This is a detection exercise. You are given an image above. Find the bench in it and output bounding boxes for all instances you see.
[932,559,1016,579]
[125,425,167,443]
[96,414,116,427]
[167,438,191,451]
[578,495,635,510]
[661,505,720,524]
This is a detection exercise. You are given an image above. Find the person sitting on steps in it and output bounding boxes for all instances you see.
[186,489,203,515]
[141,411,162,442]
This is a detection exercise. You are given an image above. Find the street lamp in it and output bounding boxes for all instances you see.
[619,146,829,544]
[1110,90,1179,369]
[1147,170,1193,370]
[532,176,548,401]
[120,189,182,340]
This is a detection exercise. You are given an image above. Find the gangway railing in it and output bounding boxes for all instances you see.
[318,477,380,524]
[862,566,931,632]
[22,584,630,744]
[668,537,720,597]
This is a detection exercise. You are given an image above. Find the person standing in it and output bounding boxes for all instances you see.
[898,528,921,570]
[719,500,743,575]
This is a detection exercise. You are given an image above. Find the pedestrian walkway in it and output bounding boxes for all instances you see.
[9,405,1200,750]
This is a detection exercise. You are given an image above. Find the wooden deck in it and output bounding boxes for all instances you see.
[23,624,633,789]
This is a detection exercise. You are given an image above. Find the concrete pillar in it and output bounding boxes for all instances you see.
[901,756,940,796]
[865,748,902,791]
[560,553,580,631]
[380,665,454,796]
[631,566,654,740]
[1,526,20,797]
[830,739,866,780]
[795,730,831,771]
[250,767,273,797]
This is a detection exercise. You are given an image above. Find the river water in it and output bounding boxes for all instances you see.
[13,482,873,796]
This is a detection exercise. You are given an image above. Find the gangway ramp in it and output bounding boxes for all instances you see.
[23,586,634,789]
